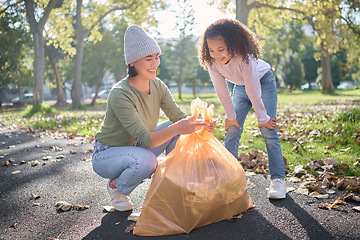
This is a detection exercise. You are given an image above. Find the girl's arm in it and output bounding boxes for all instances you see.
[241,57,270,125]
[208,66,237,121]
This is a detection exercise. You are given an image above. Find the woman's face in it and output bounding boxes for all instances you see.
[207,35,233,64]
[131,53,160,80]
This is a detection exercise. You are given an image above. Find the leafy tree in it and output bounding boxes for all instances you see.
[0,6,32,107]
[277,49,305,89]
[47,0,159,108]
[211,0,360,93]
[301,39,321,87]
[45,44,67,106]
[24,0,60,105]
[172,0,196,99]
[82,29,118,105]
[157,41,176,86]
[106,18,127,83]
[330,50,350,87]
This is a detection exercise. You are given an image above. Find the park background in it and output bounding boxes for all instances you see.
[1,0,359,178]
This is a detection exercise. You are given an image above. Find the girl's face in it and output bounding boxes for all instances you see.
[130,53,160,80]
[206,36,233,64]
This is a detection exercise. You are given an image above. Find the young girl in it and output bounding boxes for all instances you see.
[198,19,286,199]
[93,25,214,211]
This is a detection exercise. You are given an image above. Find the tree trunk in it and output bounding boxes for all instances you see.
[48,52,67,106]
[72,0,84,109]
[91,61,106,106]
[177,79,182,100]
[321,44,334,94]
[25,0,59,106]
[32,31,45,105]
[236,0,250,25]
[192,78,196,96]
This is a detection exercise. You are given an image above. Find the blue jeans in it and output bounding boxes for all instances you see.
[224,70,285,179]
[92,120,179,195]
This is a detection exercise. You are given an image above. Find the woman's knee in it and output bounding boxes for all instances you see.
[136,149,158,178]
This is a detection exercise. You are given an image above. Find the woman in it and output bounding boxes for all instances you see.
[92,25,214,211]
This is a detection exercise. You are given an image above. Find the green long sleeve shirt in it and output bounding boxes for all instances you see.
[95,76,187,148]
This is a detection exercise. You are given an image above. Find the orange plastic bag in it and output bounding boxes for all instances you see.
[133,98,253,236]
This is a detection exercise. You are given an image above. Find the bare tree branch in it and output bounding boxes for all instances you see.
[83,7,126,39]
[38,0,60,30]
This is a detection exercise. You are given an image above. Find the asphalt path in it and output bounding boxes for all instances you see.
[0,127,359,240]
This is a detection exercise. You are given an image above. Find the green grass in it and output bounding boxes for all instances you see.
[1,88,359,176]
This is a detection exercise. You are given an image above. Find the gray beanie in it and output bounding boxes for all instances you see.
[124,25,161,65]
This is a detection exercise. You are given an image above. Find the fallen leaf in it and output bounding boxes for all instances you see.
[125,223,136,233]
[128,211,141,222]
[227,214,242,222]
[352,206,360,212]
[319,197,347,210]
[31,193,42,199]
[288,176,301,183]
[327,143,336,149]
[294,187,309,195]
[309,192,329,199]
[1,160,10,166]
[104,206,115,212]
[325,189,336,194]
[246,180,256,188]
[56,201,72,211]
[342,193,360,202]
[286,186,296,192]
[245,171,256,177]
[56,201,89,212]
[28,160,40,166]
[11,170,20,175]
[339,147,351,152]
[85,148,93,153]
[50,146,63,151]
[10,223,17,229]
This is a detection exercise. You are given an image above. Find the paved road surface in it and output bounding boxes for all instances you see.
[0,128,359,240]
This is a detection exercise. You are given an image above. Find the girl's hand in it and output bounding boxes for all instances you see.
[258,117,276,130]
[199,118,217,133]
[174,116,208,135]
[225,118,241,131]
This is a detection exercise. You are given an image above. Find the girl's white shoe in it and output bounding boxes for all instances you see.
[268,179,286,199]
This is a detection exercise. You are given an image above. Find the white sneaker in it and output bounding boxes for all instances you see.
[107,180,133,211]
[268,179,286,199]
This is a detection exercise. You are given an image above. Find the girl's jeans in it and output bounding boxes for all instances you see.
[92,120,178,195]
[225,69,285,180]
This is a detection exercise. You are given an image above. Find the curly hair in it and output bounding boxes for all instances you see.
[198,19,263,69]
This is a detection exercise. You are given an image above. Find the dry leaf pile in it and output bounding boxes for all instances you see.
[238,149,360,211]
[238,150,268,174]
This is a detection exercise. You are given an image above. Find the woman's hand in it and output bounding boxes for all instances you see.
[225,118,241,131]
[258,117,276,130]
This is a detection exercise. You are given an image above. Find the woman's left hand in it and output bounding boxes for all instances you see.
[258,118,276,130]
